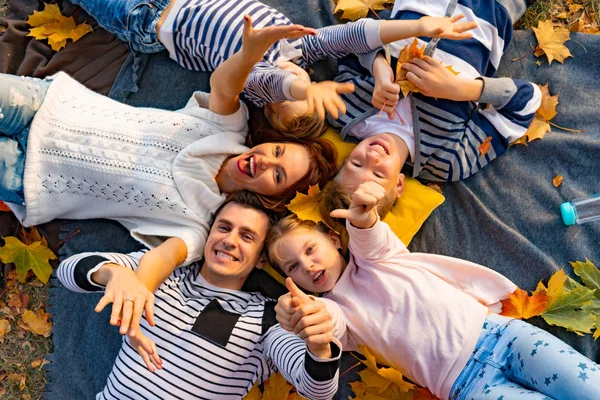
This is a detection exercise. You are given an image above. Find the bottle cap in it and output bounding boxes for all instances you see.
[560,202,576,225]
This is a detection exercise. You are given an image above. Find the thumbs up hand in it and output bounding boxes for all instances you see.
[275,278,334,358]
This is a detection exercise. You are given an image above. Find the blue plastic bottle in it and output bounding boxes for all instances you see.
[560,193,600,225]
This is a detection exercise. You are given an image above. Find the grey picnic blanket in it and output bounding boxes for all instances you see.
[45,1,599,399]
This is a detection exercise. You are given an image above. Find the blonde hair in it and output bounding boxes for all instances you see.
[320,172,397,227]
[265,214,329,274]
[265,105,328,140]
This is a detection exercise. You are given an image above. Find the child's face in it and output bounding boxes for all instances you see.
[271,228,346,293]
[337,133,406,198]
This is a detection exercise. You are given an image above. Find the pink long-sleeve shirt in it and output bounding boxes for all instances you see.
[320,219,517,400]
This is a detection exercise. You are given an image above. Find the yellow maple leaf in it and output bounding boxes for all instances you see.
[26,2,93,51]
[538,269,568,308]
[21,308,52,337]
[0,236,56,283]
[263,372,293,400]
[377,368,416,393]
[333,0,387,21]
[357,346,416,394]
[500,288,550,319]
[594,319,600,341]
[522,83,559,142]
[244,383,263,400]
[532,20,572,64]
[286,185,327,226]
[0,319,11,341]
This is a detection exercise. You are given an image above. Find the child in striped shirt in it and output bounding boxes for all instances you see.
[69,0,476,137]
[322,0,542,220]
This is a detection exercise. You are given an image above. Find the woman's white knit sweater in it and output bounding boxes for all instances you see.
[15,72,249,264]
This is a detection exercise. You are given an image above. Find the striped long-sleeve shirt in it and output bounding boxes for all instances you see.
[159,0,384,106]
[57,251,342,400]
[328,0,542,182]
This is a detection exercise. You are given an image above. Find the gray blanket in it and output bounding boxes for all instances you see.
[46,1,599,398]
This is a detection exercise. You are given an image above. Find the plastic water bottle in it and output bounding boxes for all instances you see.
[560,193,600,225]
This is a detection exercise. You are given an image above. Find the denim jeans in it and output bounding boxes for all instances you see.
[450,314,600,400]
[69,0,168,53]
[0,74,51,205]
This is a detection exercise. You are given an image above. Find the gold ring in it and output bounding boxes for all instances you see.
[124,298,134,303]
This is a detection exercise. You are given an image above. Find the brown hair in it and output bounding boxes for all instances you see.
[213,190,277,231]
[264,105,328,140]
[320,169,397,227]
[265,214,329,274]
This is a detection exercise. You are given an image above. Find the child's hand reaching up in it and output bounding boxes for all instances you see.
[241,15,316,64]
[330,181,386,229]
[418,14,478,40]
[275,278,334,358]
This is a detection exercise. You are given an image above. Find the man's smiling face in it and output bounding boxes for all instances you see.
[201,202,270,290]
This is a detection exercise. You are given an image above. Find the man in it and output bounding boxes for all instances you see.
[57,191,341,400]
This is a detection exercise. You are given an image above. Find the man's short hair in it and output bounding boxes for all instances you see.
[212,190,277,232]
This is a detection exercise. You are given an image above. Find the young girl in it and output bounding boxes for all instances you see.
[68,0,476,137]
[267,182,600,400]
[0,18,335,336]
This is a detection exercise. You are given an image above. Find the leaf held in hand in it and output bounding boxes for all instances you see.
[395,39,425,97]
[532,20,572,64]
[21,309,52,336]
[333,0,387,21]
[0,236,56,284]
[553,175,563,187]
[26,2,93,51]
[478,136,493,157]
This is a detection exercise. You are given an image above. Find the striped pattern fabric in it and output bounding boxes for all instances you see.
[57,252,340,400]
[329,0,541,182]
[165,0,378,105]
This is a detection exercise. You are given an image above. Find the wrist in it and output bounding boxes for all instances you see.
[91,263,120,286]
[456,79,484,101]
[289,78,310,101]
[308,344,332,359]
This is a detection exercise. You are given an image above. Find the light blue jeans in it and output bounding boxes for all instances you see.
[450,314,600,400]
[0,74,51,205]
[69,0,168,53]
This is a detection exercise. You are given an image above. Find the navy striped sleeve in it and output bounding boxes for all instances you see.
[300,19,383,67]
[244,62,296,106]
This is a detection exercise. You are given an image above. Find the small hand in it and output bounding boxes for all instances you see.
[129,331,163,372]
[285,278,333,358]
[329,181,387,229]
[372,56,399,119]
[241,15,316,63]
[275,291,302,332]
[402,56,465,100]
[419,14,478,40]
[94,264,156,336]
[306,81,354,120]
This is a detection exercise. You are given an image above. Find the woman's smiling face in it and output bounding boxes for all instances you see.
[223,142,310,196]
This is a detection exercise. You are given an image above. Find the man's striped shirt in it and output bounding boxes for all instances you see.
[159,0,383,105]
[57,251,341,400]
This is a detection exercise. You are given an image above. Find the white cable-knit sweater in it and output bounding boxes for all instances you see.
[13,72,250,264]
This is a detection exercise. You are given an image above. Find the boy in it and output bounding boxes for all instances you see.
[323,0,542,220]
[69,0,476,136]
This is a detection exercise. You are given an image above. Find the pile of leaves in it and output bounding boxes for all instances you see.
[501,260,600,338]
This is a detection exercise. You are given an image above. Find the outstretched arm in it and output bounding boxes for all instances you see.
[208,15,315,115]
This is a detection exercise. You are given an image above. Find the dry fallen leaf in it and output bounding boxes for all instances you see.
[0,235,56,283]
[26,3,93,51]
[333,0,387,21]
[501,288,550,319]
[532,20,572,64]
[395,39,425,98]
[553,175,564,187]
[262,372,293,400]
[7,373,26,391]
[522,83,559,142]
[20,309,52,337]
[0,319,11,341]
[286,185,336,232]
[0,201,11,212]
[478,136,493,157]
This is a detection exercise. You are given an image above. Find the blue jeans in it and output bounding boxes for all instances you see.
[450,314,600,400]
[0,74,51,205]
[69,0,168,53]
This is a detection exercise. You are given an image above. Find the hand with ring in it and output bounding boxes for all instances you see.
[94,263,156,337]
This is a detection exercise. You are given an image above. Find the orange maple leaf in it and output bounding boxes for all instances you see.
[532,20,572,64]
[521,83,559,143]
[478,136,493,157]
[20,308,52,337]
[501,288,550,319]
[395,39,425,98]
[0,201,11,212]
